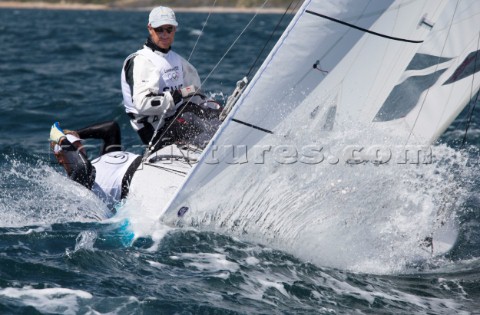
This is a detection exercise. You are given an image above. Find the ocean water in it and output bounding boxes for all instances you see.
[1,7,480,315]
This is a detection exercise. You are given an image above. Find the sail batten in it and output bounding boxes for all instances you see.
[305,10,424,43]
[231,119,274,134]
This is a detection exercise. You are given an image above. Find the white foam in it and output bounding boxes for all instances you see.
[0,286,92,315]
[171,252,239,273]
[146,260,167,269]
[235,266,296,305]
[311,271,468,313]
[74,230,97,251]
[257,278,289,297]
[245,256,260,265]
[4,226,50,235]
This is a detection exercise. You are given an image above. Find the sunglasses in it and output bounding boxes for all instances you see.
[153,26,175,34]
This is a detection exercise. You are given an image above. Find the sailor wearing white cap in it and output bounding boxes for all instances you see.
[121,6,202,148]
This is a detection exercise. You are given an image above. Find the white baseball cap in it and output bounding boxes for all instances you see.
[53,134,82,153]
[149,6,178,28]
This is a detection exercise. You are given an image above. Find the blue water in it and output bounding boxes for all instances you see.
[1,7,480,315]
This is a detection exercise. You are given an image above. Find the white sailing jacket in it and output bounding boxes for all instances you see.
[121,42,201,133]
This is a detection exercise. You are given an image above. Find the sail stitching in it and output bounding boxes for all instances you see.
[305,10,423,44]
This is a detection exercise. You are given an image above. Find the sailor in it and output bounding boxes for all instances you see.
[121,6,210,150]
[49,121,142,210]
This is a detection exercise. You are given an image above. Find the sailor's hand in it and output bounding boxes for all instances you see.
[172,85,201,104]
[171,89,183,105]
[179,85,199,98]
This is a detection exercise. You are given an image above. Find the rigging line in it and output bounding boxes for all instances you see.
[144,0,269,157]
[406,0,460,145]
[246,0,296,78]
[144,162,188,175]
[461,32,480,148]
[188,0,217,62]
[201,0,269,87]
[305,10,424,44]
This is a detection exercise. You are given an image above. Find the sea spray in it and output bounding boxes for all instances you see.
[0,154,110,227]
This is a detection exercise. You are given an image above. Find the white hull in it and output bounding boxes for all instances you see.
[127,145,201,217]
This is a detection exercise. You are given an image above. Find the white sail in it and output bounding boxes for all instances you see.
[156,0,480,269]
[374,0,480,144]
[162,0,450,217]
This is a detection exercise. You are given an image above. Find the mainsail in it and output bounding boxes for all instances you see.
[158,0,480,269]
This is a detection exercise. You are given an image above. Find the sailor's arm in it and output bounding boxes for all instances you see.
[50,123,95,189]
[129,56,177,116]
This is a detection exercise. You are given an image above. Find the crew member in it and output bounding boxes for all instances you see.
[121,6,204,149]
[49,121,142,210]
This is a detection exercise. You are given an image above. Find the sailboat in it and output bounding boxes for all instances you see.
[127,0,480,269]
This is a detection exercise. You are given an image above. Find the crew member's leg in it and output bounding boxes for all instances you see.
[76,121,122,154]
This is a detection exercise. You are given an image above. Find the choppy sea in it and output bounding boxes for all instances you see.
[1,7,480,315]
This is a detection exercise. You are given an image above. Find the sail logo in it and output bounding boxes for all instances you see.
[444,50,480,85]
[375,53,451,122]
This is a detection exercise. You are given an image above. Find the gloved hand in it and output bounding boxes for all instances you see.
[179,85,198,98]
[172,85,200,105]
[172,89,183,105]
